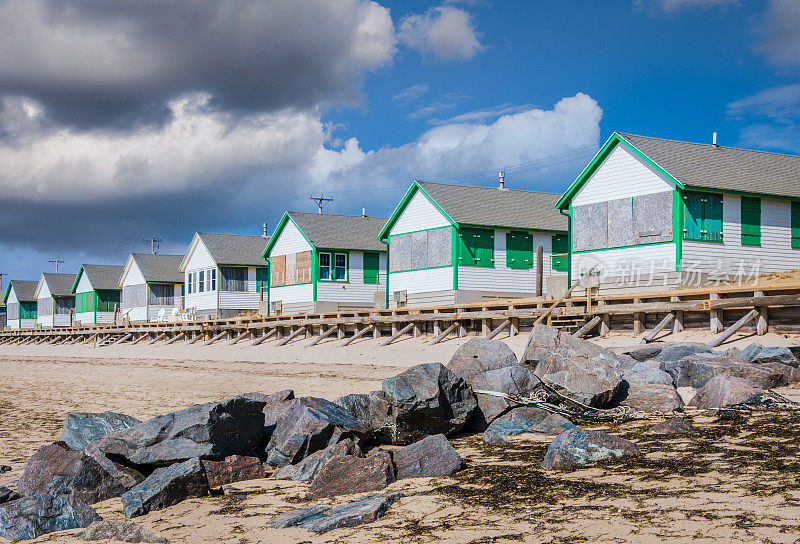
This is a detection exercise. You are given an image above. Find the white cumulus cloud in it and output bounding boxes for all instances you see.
[398,6,484,62]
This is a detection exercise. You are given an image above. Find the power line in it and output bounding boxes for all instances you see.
[143,237,163,255]
[48,259,64,273]
[309,194,334,213]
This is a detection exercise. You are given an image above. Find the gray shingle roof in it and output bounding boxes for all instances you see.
[81,264,125,291]
[42,273,77,297]
[417,181,568,232]
[618,133,800,199]
[288,212,388,252]
[198,233,269,266]
[8,280,38,301]
[130,254,184,284]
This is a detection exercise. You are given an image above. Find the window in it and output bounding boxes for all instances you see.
[456,228,494,267]
[684,191,722,242]
[20,301,37,319]
[271,255,285,286]
[256,267,269,292]
[334,253,347,280]
[506,232,533,269]
[96,290,121,312]
[150,284,174,306]
[55,297,75,315]
[792,202,800,249]
[187,273,192,294]
[209,268,216,291]
[319,253,331,280]
[198,270,205,292]
[363,252,379,284]
[741,196,761,246]
[551,234,569,272]
[220,267,248,292]
[76,292,94,313]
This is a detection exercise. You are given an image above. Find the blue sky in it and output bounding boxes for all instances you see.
[0,0,798,281]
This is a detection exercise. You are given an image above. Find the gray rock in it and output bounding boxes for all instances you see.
[482,406,572,444]
[307,451,395,499]
[622,362,675,386]
[381,363,478,445]
[201,455,267,490]
[121,458,209,518]
[531,413,579,436]
[0,494,101,541]
[469,365,538,428]
[688,376,765,409]
[736,343,800,368]
[61,412,142,451]
[265,397,370,467]
[620,344,663,362]
[83,520,168,543]
[662,356,799,389]
[650,417,694,435]
[446,338,518,382]
[650,343,717,363]
[0,487,19,505]
[521,324,624,407]
[393,434,463,480]
[100,396,266,467]
[272,439,361,482]
[84,443,145,492]
[18,442,130,505]
[541,429,641,470]
[617,383,685,413]
[334,392,393,444]
[269,492,404,533]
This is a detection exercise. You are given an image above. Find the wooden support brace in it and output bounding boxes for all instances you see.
[225,331,246,346]
[510,316,519,337]
[146,332,166,345]
[307,326,338,347]
[251,328,278,346]
[428,322,459,346]
[707,309,759,348]
[482,319,491,337]
[276,326,307,346]
[187,332,202,345]
[709,293,723,334]
[165,332,185,345]
[379,323,414,347]
[111,333,133,346]
[486,319,511,340]
[533,278,584,326]
[671,296,684,334]
[633,298,645,335]
[639,313,675,344]
[202,330,228,346]
[46,336,62,345]
[573,316,602,338]
[413,322,421,338]
[130,334,148,345]
[341,324,375,347]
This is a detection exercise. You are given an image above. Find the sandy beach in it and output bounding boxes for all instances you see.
[1,330,800,543]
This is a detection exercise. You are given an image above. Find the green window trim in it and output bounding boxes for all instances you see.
[456,227,494,268]
[255,267,269,293]
[684,191,722,242]
[505,232,533,269]
[741,196,761,246]
[551,233,569,272]
[792,202,800,249]
[76,292,95,313]
[318,251,349,282]
[363,252,380,284]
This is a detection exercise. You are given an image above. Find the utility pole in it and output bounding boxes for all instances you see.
[0,272,6,292]
[49,259,64,273]
[310,194,334,214]
[143,237,163,255]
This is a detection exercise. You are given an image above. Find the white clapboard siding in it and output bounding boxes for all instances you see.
[272,220,313,256]
[390,191,450,236]
[18,318,36,329]
[128,307,148,322]
[389,267,453,296]
[219,292,260,310]
[682,195,800,275]
[571,243,677,280]
[122,261,146,287]
[406,290,457,307]
[75,273,93,294]
[573,144,676,206]
[95,312,116,324]
[75,311,94,325]
[38,314,54,328]
[317,251,386,305]
[184,239,218,312]
[270,283,314,304]
[185,290,217,312]
[53,314,71,327]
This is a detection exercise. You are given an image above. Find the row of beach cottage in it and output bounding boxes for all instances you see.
[4,132,800,328]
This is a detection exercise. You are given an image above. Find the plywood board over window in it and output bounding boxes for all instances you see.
[411,231,428,270]
[390,233,412,272]
[297,251,312,283]
[607,197,635,248]
[271,255,285,287]
[426,228,452,267]
[573,201,608,251]
[286,253,297,285]
[633,191,673,244]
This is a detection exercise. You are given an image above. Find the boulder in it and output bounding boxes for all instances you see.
[620,344,663,362]
[688,376,765,409]
[521,324,624,407]
[650,417,694,435]
[201,455,267,490]
[541,429,641,470]
[0,466,9,474]
[242,389,295,430]
[662,356,797,389]
[100,396,266,467]
[0,487,19,505]
[736,343,799,368]
[759,362,800,384]
[392,434,463,480]
[307,451,395,499]
[622,362,674,386]
[469,365,538,429]
[84,443,146,492]
[269,492,404,533]
[83,520,168,543]
[650,343,717,363]
[272,439,361,482]
[446,338,518,382]
[618,384,685,413]
[482,406,573,444]
[334,392,393,443]
[0,494,101,541]
[18,442,130,504]
[381,363,478,445]
[61,412,142,451]
[265,397,369,467]
[121,458,209,518]
[531,414,579,436]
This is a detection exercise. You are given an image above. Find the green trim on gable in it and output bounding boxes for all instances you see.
[377,181,457,242]
[262,212,316,260]
[71,266,86,294]
[2,284,11,304]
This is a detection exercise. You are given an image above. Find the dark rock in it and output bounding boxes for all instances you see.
[620,344,663,362]
[0,487,19,505]
[0,494,101,541]
[446,338,518,382]
[334,392,393,444]
[242,389,295,429]
[650,417,694,435]
[618,384,685,413]
[265,397,369,467]
[83,520,168,543]
[482,406,573,444]
[100,396,266,466]
[0,465,10,474]
[18,442,130,505]
[662,356,797,389]
[482,428,511,445]
[521,324,624,407]
[121,458,209,518]
[541,428,641,470]
[715,409,749,423]
[269,492,404,533]
[307,451,395,499]
[650,343,716,363]
[531,414,578,435]
[759,362,800,384]
[393,434,463,480]
[736,343,800,368]
[688,376,765,409]
[622,362,674,386]
[83,442,145,492]
[469,365,538,429]
[201,455,267,490]
[61,412,142,451]
[381,363,478,445]
[272,439,361,482]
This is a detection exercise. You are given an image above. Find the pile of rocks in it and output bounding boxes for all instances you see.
[1,325,796,540]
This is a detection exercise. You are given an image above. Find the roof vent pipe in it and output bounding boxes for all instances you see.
[362,207,366,217]
[712,132,718,147]
[498,171,505,189]
[262,222,268,238]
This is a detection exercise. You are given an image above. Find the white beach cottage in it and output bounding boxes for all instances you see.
[120,253,184,322]
[556,132,800,289]
[262,212,388,314]
[34,273,76,328]
[180,232,269,320]
[71,264,125,325]
[377,181,569,307]
[2,280,38,330]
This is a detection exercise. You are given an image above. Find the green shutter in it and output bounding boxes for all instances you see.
[684,192,722,242]
[551,234,569,255]
[741,196,761,246]
[550,234,569,272]
[457,228,494,268]
[506,232,533,269]
[792,202,800,249]
[363,252,379,283]
[705,193,723,242]
[683,192,703,240]
[255,267,269,292]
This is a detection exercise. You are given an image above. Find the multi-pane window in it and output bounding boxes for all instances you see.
[210,269,216,291]
[684,191,723,242]
[334,253,347,280]
[319,253,331,280]
[220,267,248,292]
[150,284,174,306]
[318,252,347,281]
[55,297,75,315]
[199,270,205,292]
